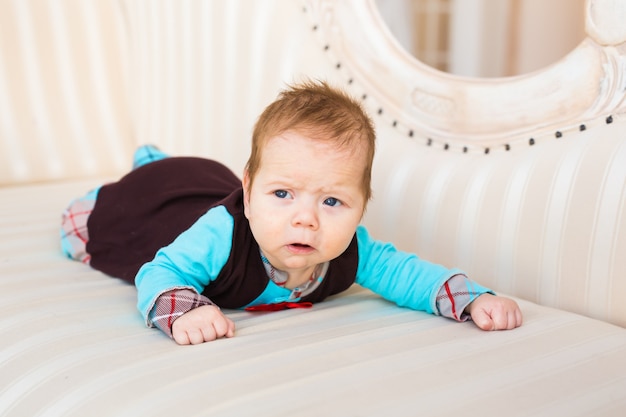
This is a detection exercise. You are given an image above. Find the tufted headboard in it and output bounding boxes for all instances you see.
[1,0,625,326]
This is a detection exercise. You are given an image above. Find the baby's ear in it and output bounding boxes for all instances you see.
[242,169,250,190]
[242,170,251,218]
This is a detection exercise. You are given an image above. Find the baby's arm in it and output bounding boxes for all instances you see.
[354,226,523,330]
[135,206,236,342]
[464,293,523,331]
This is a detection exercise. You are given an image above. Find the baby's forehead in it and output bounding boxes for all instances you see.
[265,128,369,153]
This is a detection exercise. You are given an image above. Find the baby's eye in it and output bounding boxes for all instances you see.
[323,197,342,207]
[274,190,290,199]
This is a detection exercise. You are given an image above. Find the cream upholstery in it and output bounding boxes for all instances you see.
[1,1,626,415]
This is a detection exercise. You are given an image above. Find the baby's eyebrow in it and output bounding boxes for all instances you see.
[263,174,360,194]
[264,178,299,188]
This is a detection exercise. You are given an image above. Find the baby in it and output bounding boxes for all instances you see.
[61,80,522,345]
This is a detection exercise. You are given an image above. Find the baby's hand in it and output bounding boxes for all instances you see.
[171,305,235,345]
[465,293,523,331]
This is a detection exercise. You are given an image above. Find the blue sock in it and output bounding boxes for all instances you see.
[132,145,169,169]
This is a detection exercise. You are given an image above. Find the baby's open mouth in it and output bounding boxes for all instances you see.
[287,243,314,253]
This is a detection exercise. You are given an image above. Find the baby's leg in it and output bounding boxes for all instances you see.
[61,145,170,263]
[60,187,99,263]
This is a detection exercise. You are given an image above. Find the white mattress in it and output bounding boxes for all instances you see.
[2,179,626,417]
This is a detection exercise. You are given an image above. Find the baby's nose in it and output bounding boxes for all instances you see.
[291,205,319,229]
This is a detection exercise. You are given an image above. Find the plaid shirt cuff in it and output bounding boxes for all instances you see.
[149,289,215,338]
[435,274,491,322]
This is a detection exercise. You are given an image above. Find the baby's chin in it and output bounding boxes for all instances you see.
[272,253,325,271]
[267,244,344,270]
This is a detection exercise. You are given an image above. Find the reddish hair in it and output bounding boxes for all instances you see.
[245,80,376,202]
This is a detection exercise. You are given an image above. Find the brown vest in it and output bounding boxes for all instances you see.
[87,157,242,282]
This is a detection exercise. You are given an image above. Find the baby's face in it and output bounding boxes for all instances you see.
[243,130,367,278]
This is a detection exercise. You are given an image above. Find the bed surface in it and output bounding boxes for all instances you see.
[2,180,626,417]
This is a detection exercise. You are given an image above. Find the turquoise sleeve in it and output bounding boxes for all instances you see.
[135,205,234,321]
[354,225,466,314]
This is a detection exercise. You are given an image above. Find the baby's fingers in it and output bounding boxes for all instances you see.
[471,310,495,331]
[211,316,236,339]
[175,322,227,345]
[174,328,203,345]
[494,305,523,330]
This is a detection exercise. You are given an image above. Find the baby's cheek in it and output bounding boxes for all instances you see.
[330,230,357,255]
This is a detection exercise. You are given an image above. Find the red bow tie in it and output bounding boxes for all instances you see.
[245,301,313,312]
